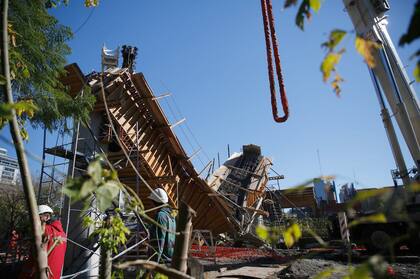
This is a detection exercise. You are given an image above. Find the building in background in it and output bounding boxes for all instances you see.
[339,183,357,203]
[0,148,20,185]
[313,178,336,204]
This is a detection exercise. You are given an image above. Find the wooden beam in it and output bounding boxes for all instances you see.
[187,148,201,161]
[170,118,186,130]
[121,175,177,185]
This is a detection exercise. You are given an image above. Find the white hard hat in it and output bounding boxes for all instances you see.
[148,188,169,204]
[38,205,53,215]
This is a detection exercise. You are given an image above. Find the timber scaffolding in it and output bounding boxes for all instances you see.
[37,59,278,277]
[60,63,262,233]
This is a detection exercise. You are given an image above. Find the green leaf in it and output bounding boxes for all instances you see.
[348,213,387,228]
[95,181,120,211]
[347,188,389,208]
[314,267,335,279]
[284,0,298,8]
[295,0,311,30]
[22,68,30,78]
[345,265,372,279]
[14,100,38,118]
[79,180,97,199]
[309,0,322,12]
[414,61,420,82]
[355,36,381,68]
[63,178,83,199]
[283,223,302,248]
[321,51,343,82]
[0,74,6,85]
[322,29,347,51]
[87,159,102,184]
[20,127,29,141]
[85,0,99,7]
[154,273,169,279]
[283,230,294,248]
[255,224,269,241]
[331,73,344,96]
[408,182,420,192]
[398,0,419,46]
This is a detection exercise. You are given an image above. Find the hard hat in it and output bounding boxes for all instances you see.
[148,188,169,204]
[38,205,53,215]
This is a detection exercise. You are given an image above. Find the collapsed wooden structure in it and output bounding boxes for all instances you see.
[61,63,272,236]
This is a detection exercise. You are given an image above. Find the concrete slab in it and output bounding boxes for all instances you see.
[204,264,287,279]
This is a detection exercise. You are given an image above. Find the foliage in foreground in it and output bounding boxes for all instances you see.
[1,0,95,131]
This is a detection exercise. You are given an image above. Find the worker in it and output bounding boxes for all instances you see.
[148,188,176,263]
[7,229,20,260]
[39,204,67,279]
[18,205,67,279]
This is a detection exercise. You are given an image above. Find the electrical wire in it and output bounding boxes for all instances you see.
[73,8,95,35]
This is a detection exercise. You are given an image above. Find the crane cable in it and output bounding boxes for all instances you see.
[260,0,289,123]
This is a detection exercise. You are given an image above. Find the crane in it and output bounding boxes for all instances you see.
[344,0,420,186]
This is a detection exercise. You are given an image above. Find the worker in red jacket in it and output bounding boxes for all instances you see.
[19,205,67,279]
[39,205,67,279]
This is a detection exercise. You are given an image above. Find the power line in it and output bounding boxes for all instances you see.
[73,8,95,35]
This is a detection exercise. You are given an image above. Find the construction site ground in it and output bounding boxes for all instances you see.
[187,247,420,279]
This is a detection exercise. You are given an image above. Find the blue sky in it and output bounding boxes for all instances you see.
[2,0,419,190]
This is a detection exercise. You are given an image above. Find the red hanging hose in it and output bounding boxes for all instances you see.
[261,0,289,123]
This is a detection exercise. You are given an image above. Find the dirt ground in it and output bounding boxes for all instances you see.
[274,258,420,279]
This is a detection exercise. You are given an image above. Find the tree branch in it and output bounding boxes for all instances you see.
[0,1,48,278]
[114,260,195,279]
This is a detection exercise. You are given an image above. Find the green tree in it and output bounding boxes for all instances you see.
[3,0,95,130]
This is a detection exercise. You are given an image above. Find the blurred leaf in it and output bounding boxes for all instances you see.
[82,216,94,227]
[344,265,372,279]
[22,68,30,79]
[355,36,381,68]
[295,0,311,30]
[88,159,102,184]
[63,177,83,199]
[20,127,29,141]
[398,0,419,46]
[283,223,302,248]
[314,268,335,279]
[285,178,314,194]
[85,0,99,7]
[79,180,97,200]
[309,0,322,12]
[95,181,120,211]
[408,182,420,192]
[321,51,343,82]
[306,227,327,247]
[256,224,269,241]
[348,213,387,228]
[14,100,38,118]
[0,74,6,85]
[347,188,389,208]
[154,273,169,279]
[322,29,347,52]
[284,0,298,8]
[414,61,420,82]
[7,23,17,47]
[332,73,344,96]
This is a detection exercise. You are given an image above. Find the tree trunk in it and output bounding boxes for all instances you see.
[99,247,112,279]
[99,215,112,279]
[171,202,195,274]
[0,1,48,278]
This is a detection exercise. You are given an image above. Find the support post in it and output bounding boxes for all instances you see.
[172,202,195,274]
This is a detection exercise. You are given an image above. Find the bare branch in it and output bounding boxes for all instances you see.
[114,260,195,279]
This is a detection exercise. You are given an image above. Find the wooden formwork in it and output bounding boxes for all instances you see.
[62,64,238,234]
